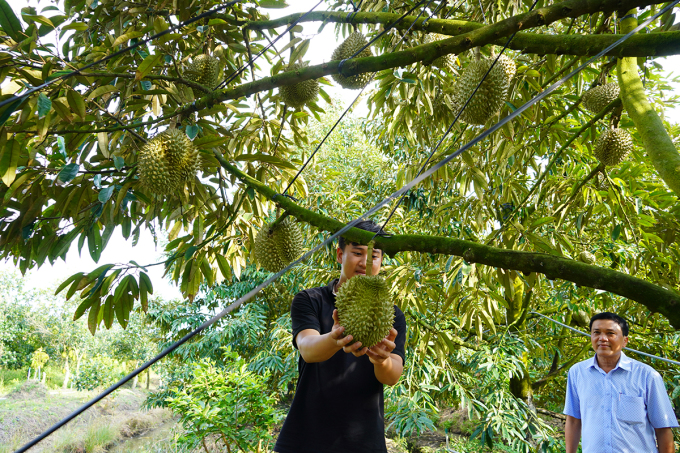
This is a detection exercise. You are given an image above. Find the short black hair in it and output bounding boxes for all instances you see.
[338,220,385,252]
[589,312,629,336]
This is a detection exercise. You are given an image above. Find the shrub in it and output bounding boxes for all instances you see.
[165,349,281,452]
[73,356,126,391]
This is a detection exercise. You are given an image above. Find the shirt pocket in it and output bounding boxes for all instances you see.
[617,394,646,424]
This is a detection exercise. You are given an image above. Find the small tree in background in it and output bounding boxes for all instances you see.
[166,348,281,453]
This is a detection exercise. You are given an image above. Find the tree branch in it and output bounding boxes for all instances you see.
[213,149,680,329]
[245,9,680,57]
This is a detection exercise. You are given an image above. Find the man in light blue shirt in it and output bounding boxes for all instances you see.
[564,312,678,453]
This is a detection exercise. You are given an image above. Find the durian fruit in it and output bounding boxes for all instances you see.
[335,241,394,348]
[582,82,620,113]
[279,61,320,109]
[593,127,633,167]
[451,54,516,125]
[577,251,596,265]
[424,33,455,69]
[138,129,198,196]
[184,54,221,95]
[570,309,591,329]
[331,32,374,89]
[253,216,304,273]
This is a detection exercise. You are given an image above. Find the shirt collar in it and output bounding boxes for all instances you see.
[328,278,339,297]
[588,351,631,372]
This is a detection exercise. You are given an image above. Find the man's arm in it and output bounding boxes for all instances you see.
[656,427,676,453]
[296,309,365,363]
[565,415,581,453]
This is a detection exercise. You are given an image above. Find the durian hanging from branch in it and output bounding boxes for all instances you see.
[593,127,633,167]
[331,32,375,90]
[183,54,222,96]
[137,129,201,197]
[279,61,320,109]
[582,82,620,114]
[253,213,304,273]
[451,50,516,125]
[335,240,394,348]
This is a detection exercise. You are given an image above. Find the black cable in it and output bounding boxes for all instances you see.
[14,3,675,452]
[0,0,243,111]
[282,0,435,196]
[372,0,540,240]
[215,1,324,90]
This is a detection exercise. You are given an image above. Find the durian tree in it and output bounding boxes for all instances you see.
[2,0,680,416]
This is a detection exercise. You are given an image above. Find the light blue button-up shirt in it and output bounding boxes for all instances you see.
[564,351,679,453]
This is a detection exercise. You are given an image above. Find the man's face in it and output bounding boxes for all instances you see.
[336,244,382,280]
[590,319,628,360]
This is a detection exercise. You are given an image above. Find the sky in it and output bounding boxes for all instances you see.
[1,0,679,300]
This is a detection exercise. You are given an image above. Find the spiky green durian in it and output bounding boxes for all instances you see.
[582,82,620,113]
[279,61,320,109]
[593,127,633,166]
[138,129,197,196]
[331,32,374,89]
[253,216,304,273]
[335,241,394,348]
[184,54,221,95]
[424,33,455,69]
[451,54,515,125]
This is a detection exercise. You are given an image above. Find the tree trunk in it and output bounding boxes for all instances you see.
[146,368,150,390]
[27,367,31,381]
[63,358,71,389]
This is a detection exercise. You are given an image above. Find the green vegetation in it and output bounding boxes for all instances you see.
[1,0,680,451]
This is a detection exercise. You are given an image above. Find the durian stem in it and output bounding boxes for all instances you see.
[366,240,375,275]
[617,10,680,197]
[269,211,291,232]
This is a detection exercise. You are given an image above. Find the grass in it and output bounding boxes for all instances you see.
[84,421,121,452]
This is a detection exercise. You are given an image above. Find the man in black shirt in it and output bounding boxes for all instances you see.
[274,220,407,453]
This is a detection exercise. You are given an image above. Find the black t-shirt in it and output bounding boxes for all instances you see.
[274,278,407,453]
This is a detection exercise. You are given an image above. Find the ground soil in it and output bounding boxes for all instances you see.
[0,380,171,452]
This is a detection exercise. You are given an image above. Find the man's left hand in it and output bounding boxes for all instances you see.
[367,328,397,365]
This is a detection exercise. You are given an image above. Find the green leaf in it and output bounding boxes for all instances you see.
[611,224,622,241]
[184,245,198,260]
[55,272,84,295]
[0,0,24,41]
[111,30,145,48]
[73,298,94,321]
[60,22,88,32]
[259,0,289,8]
[87,85,119,100]
[102,295,114,329]
[57,163,79,183]
[98,186,114,203]
[37,93,51,118]
[185,125,199,140]
[135,53,163,82]
[113,155,124,171]
[530,216,555,229]
[88,298,101,335]
[114,293,129,328]
[0,139,21,186]
[88,227,102,262]
[139,271,153,295]
[193,135,229,148]
[66,89,86,119]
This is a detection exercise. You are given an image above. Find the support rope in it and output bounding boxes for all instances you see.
[13,2,677,451]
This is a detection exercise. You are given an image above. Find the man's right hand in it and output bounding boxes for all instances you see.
[332,309,369,357]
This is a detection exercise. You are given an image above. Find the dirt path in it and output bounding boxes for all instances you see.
[0,381,172,453]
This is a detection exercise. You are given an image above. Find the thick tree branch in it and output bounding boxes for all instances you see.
[245,9,680,57]
[213,150,680,329]
[191,0,669,117]
[618,12,680,197]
